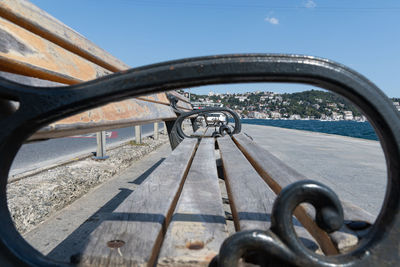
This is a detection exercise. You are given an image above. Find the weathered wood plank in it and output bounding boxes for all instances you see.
[79,138,198,266]
[175,101,192,111]
[217,136,319,251]
[203,127,216,137]
[190,127,206,137]
[0,15,173,110]
[0,17,112,84]
[137,94,170,106]
[0,0,129,72]
[0,72,177,140]
[157,138,228,266]
[232,133,374,254]
[0,1,188,130]
[135,93,192,111]
[30,98,177,140]
[0,0,185,118]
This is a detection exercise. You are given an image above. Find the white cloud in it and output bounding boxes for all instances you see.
[265,16,279,25]
[304,0,316,8]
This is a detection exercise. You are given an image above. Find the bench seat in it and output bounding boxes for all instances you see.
[75,133,373,266]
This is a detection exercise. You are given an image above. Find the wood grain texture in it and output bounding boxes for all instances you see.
[157,138,228,266]
[79,139,198,266]
[0,8,174,110]
[217,136,319,251]
[0,0,129,72]
[0,1,188,131]
[0,17,112,84]
[0,72,177,140]
[232,133,373,254]
[203,127,216,137]
[30,98,177,140]
[191,127,206,137]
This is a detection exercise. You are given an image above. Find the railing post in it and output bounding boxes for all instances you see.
[154,122,159,140]
[135,125,142,144]
[93,131,109,159]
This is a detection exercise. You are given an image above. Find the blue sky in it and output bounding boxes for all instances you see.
[32,0,400,97]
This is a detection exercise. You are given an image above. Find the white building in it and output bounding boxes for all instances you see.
[331,112,343,120]
[343,111,353,120]
[235,96,247,102]
[270,111,282,119]
[289,114,301,120]
[249,111,269,119]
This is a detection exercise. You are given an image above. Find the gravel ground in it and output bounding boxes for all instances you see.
[7,134,168,234]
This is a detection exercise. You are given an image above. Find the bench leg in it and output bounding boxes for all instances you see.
[190,117,199,132]
[165,120,183,150]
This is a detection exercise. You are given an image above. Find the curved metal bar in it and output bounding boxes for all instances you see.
[217,230,297,267]
[166,93,185,114]
[217,180,367,266]
[0,54,398,266]
[168,107,241,149]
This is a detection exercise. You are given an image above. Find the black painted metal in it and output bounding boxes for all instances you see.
[0,54,398,266]
[166,93,184,114]
[216,181,367,266]
[167,107,241,150]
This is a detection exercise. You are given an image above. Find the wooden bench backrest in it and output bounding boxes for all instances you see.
[0,0,191,140]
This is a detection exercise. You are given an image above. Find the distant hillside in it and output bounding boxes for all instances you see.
[279,90,362,118]
[188,89,399,119]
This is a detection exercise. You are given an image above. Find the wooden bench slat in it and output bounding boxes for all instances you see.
[232,133,374,254]
[0,0,129,72]
[232,133,338,255]
[203,127,215,137]
[80,138,198,266]
[0,71,178,140]
[232,133,375,222]
[30,98,177,140]
[157,138,228,266]
[191,127,206,137]
[217,136,319,251]
[0,1,187,140]
[0,13,172,110]
[0,17,112,84]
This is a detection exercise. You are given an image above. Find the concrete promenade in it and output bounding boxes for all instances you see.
[242,124,386,218]
[22,124,385,260]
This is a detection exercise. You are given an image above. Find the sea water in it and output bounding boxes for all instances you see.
[241,119,378,141]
